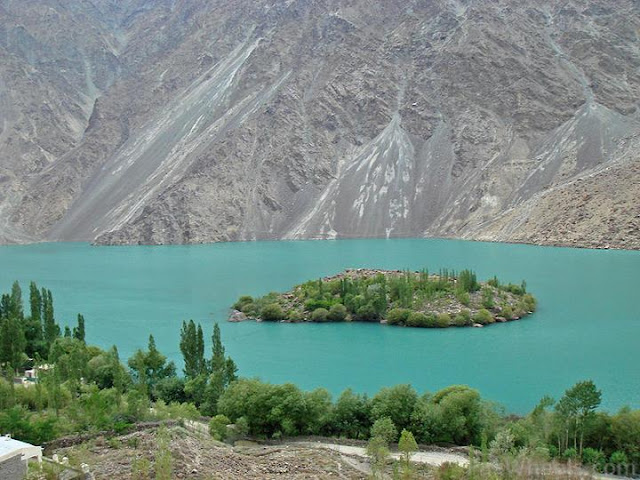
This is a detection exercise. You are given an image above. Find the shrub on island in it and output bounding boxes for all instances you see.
[454,310,472,327]
[386,308,411,326]
[436,313,452,328]
[311,308,330,322]
[261,303,286,321]
[473,309,494,325]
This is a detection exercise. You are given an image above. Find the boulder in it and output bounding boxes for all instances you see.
[228,310,248,322]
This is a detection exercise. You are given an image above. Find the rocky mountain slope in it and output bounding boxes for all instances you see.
[1,0,638,248]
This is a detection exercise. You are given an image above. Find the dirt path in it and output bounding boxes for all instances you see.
[292,441,469,467]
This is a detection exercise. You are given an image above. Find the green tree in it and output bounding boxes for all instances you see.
[432,385,485,445]
[610,408,640,467]
[9,281,23,320]
[128,335,176,397]
[201,324,237,415]
[410,396,444,444]
[73,314,86,343]
[42,288,60,349]
[556,380,601,455]
[366,436,390,479]
[457,270,479,293]
[0,315,27,370]
[86,345,130,392]
[29,282,42,324]
[398,429,418,478]
[331,389,371,439]
[370,385,418,432]
[371,417,398,444]
[179,320,206,378]
[209,414,230,441]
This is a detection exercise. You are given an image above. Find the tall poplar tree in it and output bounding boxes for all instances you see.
[179,320,206,378]
[10,281,23,320]
[73,314,86,343]
[29,282,42,325]
[42,288,60,349]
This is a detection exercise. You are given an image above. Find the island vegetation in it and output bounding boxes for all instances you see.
[231,268,537,328]
[0,281,637,479]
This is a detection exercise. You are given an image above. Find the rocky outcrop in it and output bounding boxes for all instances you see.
[0,1,638,248]
[228,310,248,323]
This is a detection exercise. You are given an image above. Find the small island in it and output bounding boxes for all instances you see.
[230,268,537,328]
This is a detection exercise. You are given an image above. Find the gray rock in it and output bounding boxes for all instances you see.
[227,310,248,323]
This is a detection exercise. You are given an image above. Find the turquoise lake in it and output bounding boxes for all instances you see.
[0,238,638,413]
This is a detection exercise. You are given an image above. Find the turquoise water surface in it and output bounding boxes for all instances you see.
[0,238,638,413]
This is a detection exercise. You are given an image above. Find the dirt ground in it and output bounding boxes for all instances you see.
[51,427,377,479]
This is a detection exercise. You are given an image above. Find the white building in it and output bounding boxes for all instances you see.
[0,435,42,480]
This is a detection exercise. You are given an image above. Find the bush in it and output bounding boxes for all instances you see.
[523,294,537,312]
[234,416,249,437]
[562,447,578,461]
[386,308,411,326]
[311,308,330,322]
[233,295,254,311]
[436,462,467,480]
[240,302,257,316]
[406,312,428,328]
[209,414,230,441]
[481,288,494,309]
[261,303,285,321]
[455,291,470,306]
[489,429,515,457]
[436,313,451,328]
[454,310,472,327]
[582,448,606,471]
[501,305,514,320]
[327,304,348,322]
[457,270,479,293]
[287,309,304,322]
[371,417,398,444]
[473,309,494,325]
[501,283,525,295]
[304,299,333,312]
[355,303,378,321]
[609,451,629,469]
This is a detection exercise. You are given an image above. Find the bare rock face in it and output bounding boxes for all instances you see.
[0,0,639,248]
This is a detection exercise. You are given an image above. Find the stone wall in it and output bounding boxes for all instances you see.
[0,455,27,480]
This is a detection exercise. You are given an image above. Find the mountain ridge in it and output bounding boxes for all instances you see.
[1,0,638,248]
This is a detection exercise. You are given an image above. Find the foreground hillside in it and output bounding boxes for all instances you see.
[42,427,371,480]
[0,0,639,247]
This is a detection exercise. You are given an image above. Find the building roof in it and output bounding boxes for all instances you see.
[0,436,42,463]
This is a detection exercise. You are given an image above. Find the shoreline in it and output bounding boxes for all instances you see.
[0,235,638,252]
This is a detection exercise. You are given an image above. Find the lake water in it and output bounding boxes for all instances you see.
[0,238,638,413]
